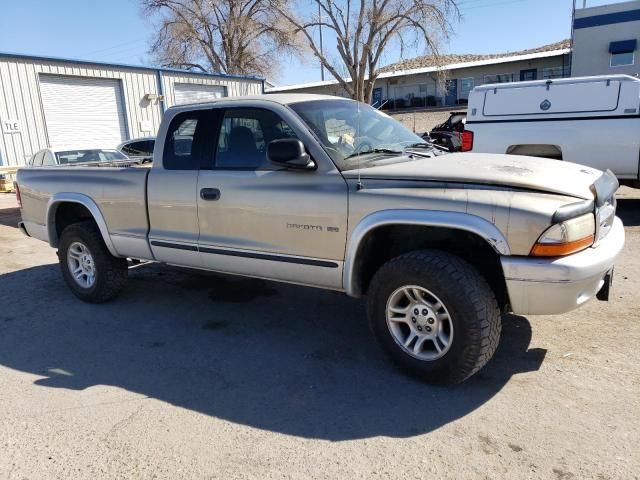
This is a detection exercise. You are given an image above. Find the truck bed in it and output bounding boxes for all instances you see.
[17,166,150,252]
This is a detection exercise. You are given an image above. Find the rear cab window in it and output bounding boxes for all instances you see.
[163,110,216,170]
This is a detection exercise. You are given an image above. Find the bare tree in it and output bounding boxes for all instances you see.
[143,0,300,78]
[273,0,459,103]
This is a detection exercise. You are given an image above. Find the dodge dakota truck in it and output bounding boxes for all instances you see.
[15,94,625,384]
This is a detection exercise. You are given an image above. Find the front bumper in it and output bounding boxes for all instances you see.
[501,217,625,315]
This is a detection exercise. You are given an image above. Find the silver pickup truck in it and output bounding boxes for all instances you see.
[16,94,625,384]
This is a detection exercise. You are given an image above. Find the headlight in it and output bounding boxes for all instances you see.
[530,213,595,257]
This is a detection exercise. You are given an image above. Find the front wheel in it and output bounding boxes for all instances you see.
[59,221,128,303]
[367,250,501,384]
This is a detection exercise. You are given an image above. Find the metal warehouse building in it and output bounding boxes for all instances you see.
[0,52,264,167]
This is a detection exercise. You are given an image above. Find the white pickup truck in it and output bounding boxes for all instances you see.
[15,94,625,384]
[465,74,640,187]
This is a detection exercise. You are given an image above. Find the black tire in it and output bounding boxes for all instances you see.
[367,250,501,385]
[58,220,128,303]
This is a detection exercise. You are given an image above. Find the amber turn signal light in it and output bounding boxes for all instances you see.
[530,235,594,257]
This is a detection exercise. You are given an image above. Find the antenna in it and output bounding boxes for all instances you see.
[356,98,364,190]
[569,0,577,76]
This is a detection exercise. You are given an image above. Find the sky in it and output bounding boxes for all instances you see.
[0,0,624,86]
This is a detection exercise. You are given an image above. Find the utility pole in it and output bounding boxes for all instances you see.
[569,0,577,77]
[318,2,325,81]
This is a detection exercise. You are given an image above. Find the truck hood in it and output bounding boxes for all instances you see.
[343,153,602,200]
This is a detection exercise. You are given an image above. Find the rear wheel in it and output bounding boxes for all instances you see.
[367,250,501,384]
[59,221,127,303]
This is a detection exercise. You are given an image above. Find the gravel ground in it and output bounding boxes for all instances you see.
[0,189,638,480]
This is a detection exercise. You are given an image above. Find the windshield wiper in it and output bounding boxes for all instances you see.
[405,142,448,153]
[344,148,403,160]
[405,142,435,149]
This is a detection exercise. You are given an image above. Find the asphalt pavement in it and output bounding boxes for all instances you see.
[0,191,638,479]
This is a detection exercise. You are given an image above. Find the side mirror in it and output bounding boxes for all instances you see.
[267,139,316,171]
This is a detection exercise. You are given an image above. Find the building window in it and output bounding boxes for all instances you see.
[610,51,635,67]
[520,69,537,81]
[609,39,636,67]
[393,83,434,108]
[483,73,514,84]
[460,78,474,99]
[542,66,569,79]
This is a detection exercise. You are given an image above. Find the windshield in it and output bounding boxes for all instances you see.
[290,99,430,171]
[55,149,128,165]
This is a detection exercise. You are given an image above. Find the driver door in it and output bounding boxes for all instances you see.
[196,106,348,289]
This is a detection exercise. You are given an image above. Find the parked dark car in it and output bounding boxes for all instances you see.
[117,137,155,163]
[424,111,467,152]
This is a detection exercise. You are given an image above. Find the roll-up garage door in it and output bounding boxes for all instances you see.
[39,75,128,149]
[174,83,226,105]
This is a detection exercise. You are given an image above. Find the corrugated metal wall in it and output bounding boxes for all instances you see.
[161,71,262,107]
[0,55,263,167]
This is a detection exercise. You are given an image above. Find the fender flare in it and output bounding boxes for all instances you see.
[343,209,511,297]
[46,192,120,257]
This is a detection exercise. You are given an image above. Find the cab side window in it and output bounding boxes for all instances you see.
[164,111,213,170]
[215,108,297,170]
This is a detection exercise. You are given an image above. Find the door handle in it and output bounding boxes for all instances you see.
[200,188,221,201]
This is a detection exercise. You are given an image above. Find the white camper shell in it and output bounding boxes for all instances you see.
[466,75,640,183]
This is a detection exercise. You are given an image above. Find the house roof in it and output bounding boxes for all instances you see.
[267,40,571,92]
[378,39,570,73]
